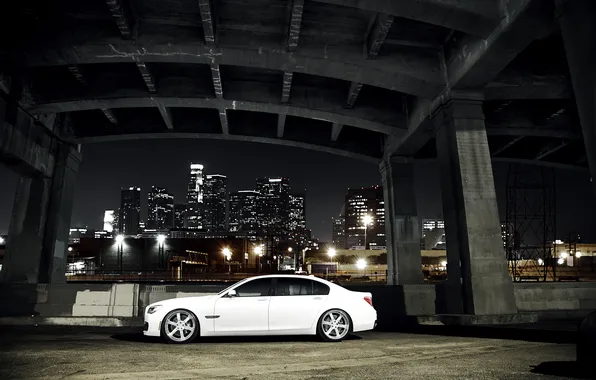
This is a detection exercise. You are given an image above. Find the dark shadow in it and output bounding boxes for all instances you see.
[530,361,595,379]
[110,333,362,344]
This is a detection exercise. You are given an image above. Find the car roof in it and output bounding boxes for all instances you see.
[246,274,341,287]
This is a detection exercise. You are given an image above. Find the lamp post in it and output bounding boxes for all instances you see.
[356,258,367,277]
[115,235,124,274]
[222,247,232,273]
[157,234,166,271]
[362,214,373,250]
[254,245,263,273]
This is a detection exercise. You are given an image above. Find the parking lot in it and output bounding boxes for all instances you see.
[0,326,582,379]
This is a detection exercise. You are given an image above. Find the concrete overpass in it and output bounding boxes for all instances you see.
[0,0,595,320]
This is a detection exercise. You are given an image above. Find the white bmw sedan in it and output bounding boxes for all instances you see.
[143,274,377,344]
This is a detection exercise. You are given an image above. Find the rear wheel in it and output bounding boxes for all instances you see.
[317,309,351,342]
[161,309,199,344]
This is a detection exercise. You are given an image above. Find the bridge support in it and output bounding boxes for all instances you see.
[380,158,423,285]
[0,107,81,285]
[434,94,517,316]
[557,0,596,198]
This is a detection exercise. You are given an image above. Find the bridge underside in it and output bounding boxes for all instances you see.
[1,0,595,319]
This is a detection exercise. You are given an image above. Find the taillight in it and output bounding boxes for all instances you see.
[364,296,373,307]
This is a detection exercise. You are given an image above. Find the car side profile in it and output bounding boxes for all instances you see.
[143,274,377,343]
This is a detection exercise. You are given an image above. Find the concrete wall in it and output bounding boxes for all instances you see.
[1,282,595,323]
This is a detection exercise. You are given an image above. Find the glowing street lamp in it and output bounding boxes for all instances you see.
[222,247,232,273]
[356,258,367,270]
[157,235,166,270]
[115,235,124,274]
[288,247,293,253]
[0,236,4,245]
[115,235,124,244]
[362,214,373,250]
[328,248,336,260]
[157,234,166,245]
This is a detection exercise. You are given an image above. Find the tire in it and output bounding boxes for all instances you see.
[160,309,200,344]
[316,309,351,342]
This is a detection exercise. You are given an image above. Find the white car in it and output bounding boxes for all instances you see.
[143,274,377,344]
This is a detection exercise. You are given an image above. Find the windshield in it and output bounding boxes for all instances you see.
[216,277,251,295]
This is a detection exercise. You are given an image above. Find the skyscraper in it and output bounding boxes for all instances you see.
[256,177,290,238]
[203,174,228,233]
[147,186,174,230]
[119,187,141,235]
[186,163,204,229]
[289,193,307,247]
[103,210,115,233]
[332,215,346,249]
[344,186,385,249]
[229,190,260,238]
[173,204,186,229]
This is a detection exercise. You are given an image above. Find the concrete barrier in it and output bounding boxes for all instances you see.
[514,282,596,318]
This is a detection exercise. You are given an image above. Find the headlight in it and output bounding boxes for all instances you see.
[147,305,162,314]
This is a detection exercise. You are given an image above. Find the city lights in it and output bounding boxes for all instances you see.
[254,245,263,256]
[328,248,336,259]
[576,251,583,258]
[440,260,447,267]
[288,247,293,252]
[0,236,4,245]
[557,258,565,265]
[115,235,124,244]
[560,251,568,259]
[157,234,166,245]
[68,247,73,252]
[362,214,373,227]
[222,247,232,261]
[537,258,544,265]
[356,258,367,270]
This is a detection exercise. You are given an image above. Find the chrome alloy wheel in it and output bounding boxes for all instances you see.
[163,310,197,343]
[321,310,350,340]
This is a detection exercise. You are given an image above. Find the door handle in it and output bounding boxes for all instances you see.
[313,297,323,300]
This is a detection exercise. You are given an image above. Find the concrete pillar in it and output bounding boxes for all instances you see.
[556,0,596,197]
[380,158,423,285]
[0,117,81,284]
[434,93,517,316]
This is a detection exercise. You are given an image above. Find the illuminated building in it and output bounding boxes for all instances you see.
[186,163,204,229]
[229,190,260,239]
[289,193,307,247]
[256,177,291,239]
[203,174,228,233]
[103,210,115,232]
[344,186,385,249]
[422,219,446,250]
[119,187,141,235]
[147,186,174,230]
[332,215,346,249]
[174,204,185,229]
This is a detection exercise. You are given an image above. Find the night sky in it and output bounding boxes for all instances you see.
[1,139,595,243]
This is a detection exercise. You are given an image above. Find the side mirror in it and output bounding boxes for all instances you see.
[227,289,237,297]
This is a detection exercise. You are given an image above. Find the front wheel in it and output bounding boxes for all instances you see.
[317,309,351,342]
[161,309,199,344]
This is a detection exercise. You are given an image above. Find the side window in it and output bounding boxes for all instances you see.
[234,278,271,297]
[312,281,330,295]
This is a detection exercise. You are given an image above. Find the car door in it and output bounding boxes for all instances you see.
[213,277,272,334]
[268,278,330,332]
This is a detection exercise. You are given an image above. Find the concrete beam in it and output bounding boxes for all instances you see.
[277,114,286,138]
[67,66,86,86]
[386,0,554,157]
[219,109,229,134]
[155,104,173,130]
[210,64,223,98]
[493,157,588,172]
[198,0,216,47]
[28,96,404,136]
[136,63,156,93]
[486,124,578,139]
[345,82,363,108]
[286,0,305,52]
[484,77,572,100]
[365,14,394,59]
[535,140,570,160]
[105,0,135,39]
[331,123,343,141]
[492,136,524,156]
[75,132,381,164]
[19,37,443,98]
[101,108,118,124]
[281,72,293,103]
[311,0,500,38]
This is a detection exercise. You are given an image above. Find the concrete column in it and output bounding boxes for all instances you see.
[434,93,517,316]
[557,0,596,197]
[380,158,423,285]
[0,116,81,284]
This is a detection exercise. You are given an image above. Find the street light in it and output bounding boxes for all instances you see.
[157,234,166,245]
[328,248,336,260]
[362,214,373,250]
[157,235,166,270]
[115,235,124,274]
[254,245,263,273]
[0,236,4,245]
[222,247,232,273]
[356,258,367,270]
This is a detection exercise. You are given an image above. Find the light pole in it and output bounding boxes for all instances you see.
[222,247,232,273]
[157,234,166,271]
[356,258,367,277]
[115,235,124,274]
[362,214,373,250]
[254,245,263,274]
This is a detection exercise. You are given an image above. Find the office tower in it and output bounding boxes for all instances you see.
[186,163,204,229]
[229,190,260,238]
[147,186,175,230]
[119,186,141,235]
[173,204,186,229]
[288,193,307,247]
[422,219,445,250]
[203,174,228,233]
[344,186,385,249]
[256,177,290,238]
[103,210,115,232]
[332,215,346,249]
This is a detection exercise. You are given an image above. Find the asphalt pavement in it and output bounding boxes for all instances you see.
[0,325,588,379]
